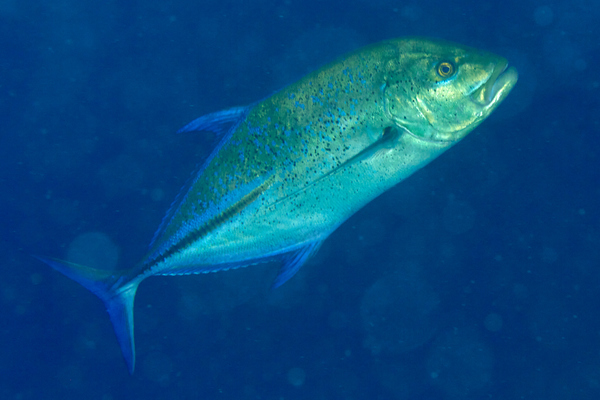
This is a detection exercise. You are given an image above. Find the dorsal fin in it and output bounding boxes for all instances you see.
[149,106,250,249]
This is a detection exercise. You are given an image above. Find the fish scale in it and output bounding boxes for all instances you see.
[38,37,517,373]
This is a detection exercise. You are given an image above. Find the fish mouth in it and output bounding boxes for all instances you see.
[472,59,518,107]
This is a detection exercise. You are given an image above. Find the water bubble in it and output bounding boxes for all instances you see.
[72,321,119,363]
[528,293,574,351]
[426,326,494,398]
[491,47,536,119]
[574,59,587,72]
[2,285,16,302]
[385,184,422,219]
[542,31,582,75]
[177,291,205,321]
[56,363,84,389]
[400,5,421,21]
[361,269,440,354]
[97,154,145,199]
[141,351,174,387]
[511,284,530,307]
[374,361,420,399]
[30,273,43,285]
[176,262,273,316]
[150,187,165,202]
[66,231,119,270]
[271,26,366,88]
[0,0,17,17]
[548,362,600,399]
[484,313,503,332]
[533,6,554,27]
[541,246,558,264]
[46,197,79,226]
[287,367,306,387]
[442,197,476,235]
[327,310,349,330]
[356,217,386,247]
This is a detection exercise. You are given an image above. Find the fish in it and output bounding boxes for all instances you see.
[38,37,518,373]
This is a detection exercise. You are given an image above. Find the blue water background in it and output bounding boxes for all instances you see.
[1,0,599,398]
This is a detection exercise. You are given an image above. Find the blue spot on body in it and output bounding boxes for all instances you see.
[310,95,323,106]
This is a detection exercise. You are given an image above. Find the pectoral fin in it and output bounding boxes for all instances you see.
[271,126,403,208]
[273,241,324,288]
[303,126,402,187]
[177,106,250,136]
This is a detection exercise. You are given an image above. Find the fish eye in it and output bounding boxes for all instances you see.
[437,61,455,78]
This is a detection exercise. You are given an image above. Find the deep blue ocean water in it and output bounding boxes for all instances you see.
[2,0,600,398]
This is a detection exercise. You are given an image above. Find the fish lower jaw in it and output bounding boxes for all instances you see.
[488,66,518,105]
[472,64,518,108]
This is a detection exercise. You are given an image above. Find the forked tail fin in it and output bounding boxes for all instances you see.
[35,256,140,374]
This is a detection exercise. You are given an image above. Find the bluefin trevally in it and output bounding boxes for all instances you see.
[38,37,518,373]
